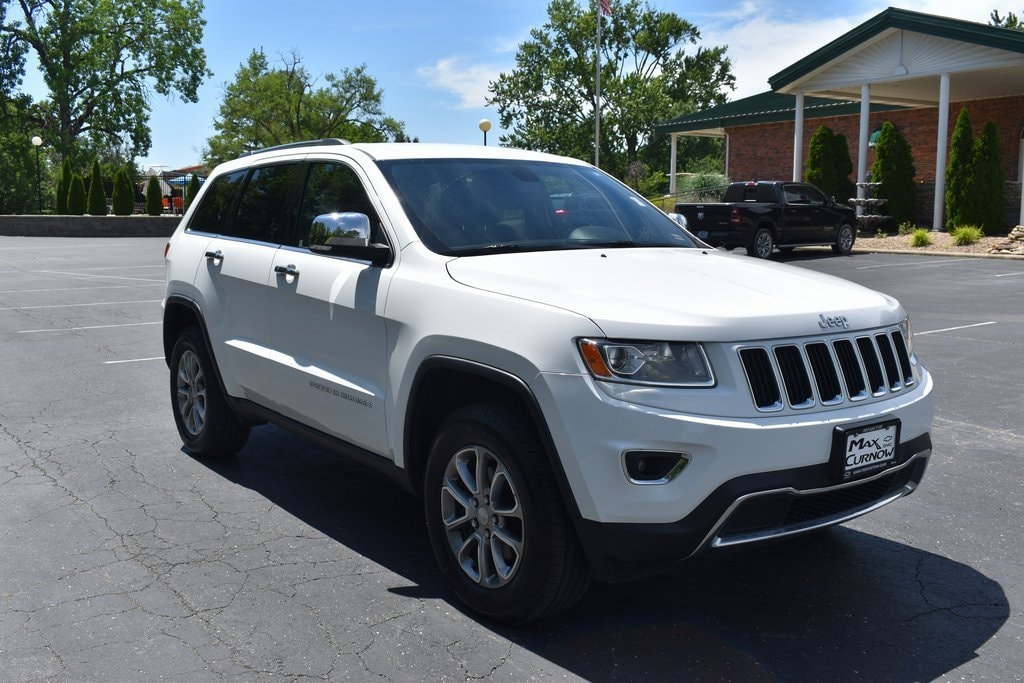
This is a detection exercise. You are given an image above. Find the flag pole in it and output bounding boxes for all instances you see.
[595,1,601,168]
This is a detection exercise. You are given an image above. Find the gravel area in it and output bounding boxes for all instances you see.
[855,229,1024,256]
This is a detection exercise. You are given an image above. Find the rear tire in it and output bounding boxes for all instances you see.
[424,403,591,623]
[169,327,250,458]
[747,228,775,259]
[832,223,856,255]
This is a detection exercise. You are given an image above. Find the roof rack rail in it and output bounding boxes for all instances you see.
[242,138,351,157]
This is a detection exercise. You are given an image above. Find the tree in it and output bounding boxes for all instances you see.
[990,10,1023,28]
[206,50,405,166]
[145,175,162,216]
[832,132,855,203]
[970,121,1004,235]
[111,167,134,215]
[67,172,85,214]
[87,158,105,214]
[945,107,974,228]
[870,122,916,225]
[488,0,734,178]
[56,157,72,214]
[806,126,839,197]
[185,173,201,210]
[0,0,210,162]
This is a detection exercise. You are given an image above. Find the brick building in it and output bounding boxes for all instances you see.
[657,8,1024,229]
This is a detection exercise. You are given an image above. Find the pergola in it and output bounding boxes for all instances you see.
[659,8,1024,228]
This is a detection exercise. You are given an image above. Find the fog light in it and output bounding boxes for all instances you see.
[623,451,690,484]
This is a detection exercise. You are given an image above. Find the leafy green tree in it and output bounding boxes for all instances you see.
[206,50,405,166]
[67,172,85,214]
[185,173,201,210]
[145,175,163,216]
[0,0,210,161]
[990,9,1023,28]
[111,167,134,215]
[806,126,839,197]
[970,121,1004,235]
[56,157,72,214]
[488,0,734,177]
[832,132,855,203]
[945,107,974,228]
[870,121,916,225]
[87,157,105,214]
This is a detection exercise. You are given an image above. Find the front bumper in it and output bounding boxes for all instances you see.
[574,433,930,582]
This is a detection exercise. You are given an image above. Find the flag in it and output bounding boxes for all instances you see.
[599,0,611,16]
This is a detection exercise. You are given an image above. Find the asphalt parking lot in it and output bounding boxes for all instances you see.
[0,236,1021,681]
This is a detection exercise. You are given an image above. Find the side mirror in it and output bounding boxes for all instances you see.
[308,212,392,267]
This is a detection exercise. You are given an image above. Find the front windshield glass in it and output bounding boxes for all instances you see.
[375,158,698,255]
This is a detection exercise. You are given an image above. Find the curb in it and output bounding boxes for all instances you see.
[852,247,1024,260]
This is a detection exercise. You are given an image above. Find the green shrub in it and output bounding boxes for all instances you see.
[910,228,932,247]
[897,221,916,235]
[145,175,163,216]
[970,121,1004,235]
[87,158,106,215]
[111,167,135,215]
[185,174,202,210]
[67,174,86,215]
[951,225,983,245]
[871,122,916,225]
[57,158,72,214]
[676,172,729,202]
[875,229,887,239]
[945,107,974,228]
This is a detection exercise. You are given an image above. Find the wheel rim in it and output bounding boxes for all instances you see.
[440,445,524,589]
[176,349,207,436]
[838,226,854,251]
[756,231,773,257]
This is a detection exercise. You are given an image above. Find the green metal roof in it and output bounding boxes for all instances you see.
[654,91,906,136]
[770,7,1024,90]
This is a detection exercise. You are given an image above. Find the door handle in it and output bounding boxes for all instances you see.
[274,264,299,277]
[204,249,223,261]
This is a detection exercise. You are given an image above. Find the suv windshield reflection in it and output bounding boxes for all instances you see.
[376,158,697,255]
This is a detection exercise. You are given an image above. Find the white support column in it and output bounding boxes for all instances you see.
[669,133,678,195]
[724,134,730,178]
[933,73,950,230]
[793,92,805,182]
[856,84,871,215]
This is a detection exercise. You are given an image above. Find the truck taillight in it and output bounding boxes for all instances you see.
[729,208,742,224]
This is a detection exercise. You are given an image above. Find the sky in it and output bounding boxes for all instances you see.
[19,0,1001,171]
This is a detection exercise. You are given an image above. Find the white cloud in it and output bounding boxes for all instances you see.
[699,1,994,100]
[417,56,510,110]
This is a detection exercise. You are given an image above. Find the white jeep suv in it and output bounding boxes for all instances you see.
[163,140,934,623]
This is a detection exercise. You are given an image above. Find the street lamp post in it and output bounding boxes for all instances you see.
[478,119,492,146]
[31,136,43,213]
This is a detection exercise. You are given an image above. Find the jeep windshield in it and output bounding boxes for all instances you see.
[375,158,699,255]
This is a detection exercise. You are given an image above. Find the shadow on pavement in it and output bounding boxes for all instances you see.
[200,424,1008,682]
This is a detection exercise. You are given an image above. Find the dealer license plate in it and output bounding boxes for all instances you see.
[830,420,900,481]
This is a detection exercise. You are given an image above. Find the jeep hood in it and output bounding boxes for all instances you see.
[445,248,902,340]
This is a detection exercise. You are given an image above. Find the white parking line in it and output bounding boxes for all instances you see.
[103,356,164,365]
[31,265,164,272]
[0,299,161,311]
[34,270,164,283]
[0,283,164,294]
[856,258,970,270]
[18,321,161,333]
[994,271,1024,278]
[917,321,997,336]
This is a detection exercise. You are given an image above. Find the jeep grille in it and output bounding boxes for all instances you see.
[739,329,914,412]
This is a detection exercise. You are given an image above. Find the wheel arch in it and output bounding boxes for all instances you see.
[403,357,582,519]
[163,295,229,395]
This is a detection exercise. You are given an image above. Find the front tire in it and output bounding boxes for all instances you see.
[169,327,250,458]
[424,404,590,623]
[832,223,856,255]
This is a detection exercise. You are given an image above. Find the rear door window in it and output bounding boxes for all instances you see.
[187,170,245,234]
[232,164,302,244]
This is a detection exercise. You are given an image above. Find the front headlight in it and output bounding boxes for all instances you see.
[577,338,715,387]
[899,316,914,357]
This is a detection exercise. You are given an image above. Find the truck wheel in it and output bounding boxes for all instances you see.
[424,403,591,623]
[748,228,775,259]
[170,327,250,458]
[833,223,856,255]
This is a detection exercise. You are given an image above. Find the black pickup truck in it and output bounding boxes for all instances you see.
[674,181,857,258]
